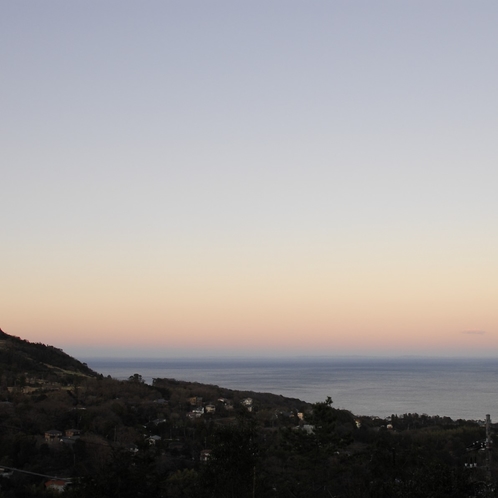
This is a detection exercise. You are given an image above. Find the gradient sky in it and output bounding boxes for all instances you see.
[2,1,498,358]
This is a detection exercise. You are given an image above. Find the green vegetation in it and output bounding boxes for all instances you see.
[0,329,495,497]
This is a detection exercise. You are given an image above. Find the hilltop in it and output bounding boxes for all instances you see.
[0,328,97,385]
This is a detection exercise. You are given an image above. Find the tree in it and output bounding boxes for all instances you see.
[72,447,161,498]
[199,420,260,498]
[128,373,144,384]
[275,397,350,497]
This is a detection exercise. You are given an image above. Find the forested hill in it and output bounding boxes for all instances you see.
[0,328,97,382]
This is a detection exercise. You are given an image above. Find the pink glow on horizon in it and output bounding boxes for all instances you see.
[2,3,498,358]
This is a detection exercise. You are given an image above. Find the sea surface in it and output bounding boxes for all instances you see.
[83,357,498,421]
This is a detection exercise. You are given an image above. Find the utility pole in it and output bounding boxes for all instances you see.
[485,414,492,484]
[464,415,493,496]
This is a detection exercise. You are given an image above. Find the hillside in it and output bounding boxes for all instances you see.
[0,328,97,384]
[152,376,308,413]
[0,330,493,497]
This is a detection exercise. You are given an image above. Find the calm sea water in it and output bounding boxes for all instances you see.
[83,357,498,421]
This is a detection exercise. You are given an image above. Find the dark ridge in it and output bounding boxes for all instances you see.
[0,327,98,380]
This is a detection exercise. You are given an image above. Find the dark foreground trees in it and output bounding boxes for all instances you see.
[0,377,492,498]
[198,421,261,498]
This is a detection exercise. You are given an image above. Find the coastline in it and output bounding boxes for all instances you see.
[83,356,498,421]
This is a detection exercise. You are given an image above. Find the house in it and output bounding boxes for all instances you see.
[187,407,205,419]
[205,404,216,414]
[60,437,78,445]
[241,398,253,412]
[300,424,314,434]
[45,479,69,493]
[279,411,295,419]
[189,397,203,406]
[0,468,13,478]
[45,430,62,443]
[126,443,139,454]
[60,430,80,445]
[241,398,253,411]
[200,449,212,462]
[217,398,234,410]
[147,435,162,445]
[167,440,184,451]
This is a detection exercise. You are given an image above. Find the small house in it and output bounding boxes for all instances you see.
[45,430,62,443]
[148,435,162,445]
[45,479,69,493]
[189,397,203,406]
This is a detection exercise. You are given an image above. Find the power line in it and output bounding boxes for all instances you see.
[0,465,71,482]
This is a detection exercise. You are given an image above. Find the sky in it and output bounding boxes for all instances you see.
[1,1,498,358]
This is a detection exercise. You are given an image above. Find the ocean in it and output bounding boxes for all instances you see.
[83,357,498,421]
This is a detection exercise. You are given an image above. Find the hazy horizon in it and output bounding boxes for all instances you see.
[73,347,498,361]
[2,2,497,358]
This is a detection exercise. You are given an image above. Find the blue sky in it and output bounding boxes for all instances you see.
[2,1,498,358]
